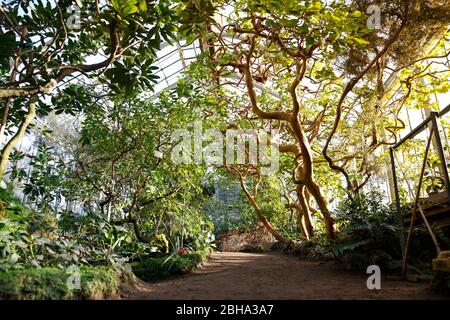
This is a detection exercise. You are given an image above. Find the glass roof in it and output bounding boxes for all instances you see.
[151,39,202,97]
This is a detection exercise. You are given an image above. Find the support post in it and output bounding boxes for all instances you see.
[431,112,450,204]
[401,132,434,277]
[390,147,405,260]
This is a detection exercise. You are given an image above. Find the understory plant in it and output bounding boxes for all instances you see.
[329,190,403,271]
[0,266,129,300]
[0,189,132,272]
[132,252,208,281]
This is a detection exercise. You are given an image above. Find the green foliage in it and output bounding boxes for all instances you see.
[67,88,218,254]
[423,157,449,195]
[408,226,450,274]
[5,150,28,184]
[132,251,207,281]
[256,176,300,239]
[330,192,450,273]
[0,266,126,300]
[23,145,66,212]
[203,190,257,236]
[0,0,179,135]
[432,271,450,294]
[50,85,96,116]
[176,0,220,42]
[0,31,16,70]
[0,188,29,223]
[0,215,127,271]
[0,188,132,272]
[329,190,402,270]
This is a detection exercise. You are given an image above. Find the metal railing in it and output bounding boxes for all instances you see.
[390,105,450,212]
[390,104,450,273]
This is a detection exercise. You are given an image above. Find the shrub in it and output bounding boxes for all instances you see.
[0,188,30,226]
[0,196,132,272]
[329,190,402,271]
[432,272,450,294]
[132,252,206,281]
[0,266,130,300]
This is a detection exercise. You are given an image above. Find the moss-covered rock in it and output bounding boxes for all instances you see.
[0,266,131,300]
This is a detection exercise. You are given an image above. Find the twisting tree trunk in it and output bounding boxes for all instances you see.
[244,189,291,243]
[291,202,309,240]
[0,96,37,180]
[289,80,336,239]
[240,53,336,239]
[113,213,169,253]
[229,165,291,244]
[296,208,308,240]
[295,185,315,239]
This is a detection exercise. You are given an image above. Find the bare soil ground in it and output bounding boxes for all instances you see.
[127,252,448,300]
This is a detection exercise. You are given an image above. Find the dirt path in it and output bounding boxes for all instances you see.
[127,252,447,300]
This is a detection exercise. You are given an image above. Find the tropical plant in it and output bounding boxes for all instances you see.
[0,0,178,179]
[329,190,403,270]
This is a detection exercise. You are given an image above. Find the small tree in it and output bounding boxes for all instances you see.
[68,89,209,245]
[0,0,178,179]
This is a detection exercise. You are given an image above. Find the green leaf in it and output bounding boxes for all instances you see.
[351,11,362,18]
[299,23,309,35]
[9,253,19,264]
[285,19,298,28]
[265,19,279,28]
[353,37,369,46]
[138,0,147,13]
[123,5,138,15]
[306,36,315,47]
[111,0,120,10]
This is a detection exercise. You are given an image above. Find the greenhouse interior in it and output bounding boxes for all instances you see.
[1,0,450,305]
